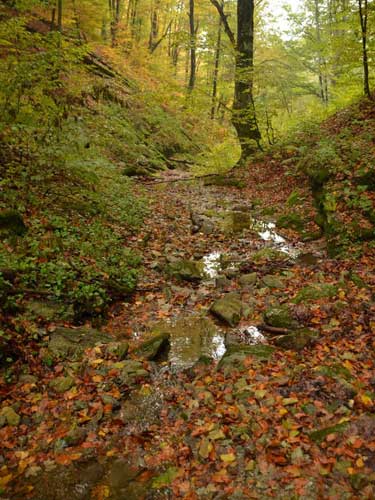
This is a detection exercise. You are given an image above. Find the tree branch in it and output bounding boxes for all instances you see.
[209,0,236,48]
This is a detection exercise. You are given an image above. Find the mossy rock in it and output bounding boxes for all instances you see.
[218,344,275,371]
[49,376,75,393]
[239,273,257,287]
[167,260,203,282]
[274,328,318,350]
[276,213,305,232]
[48,327,113,360]
[210,292,242,327]
[135,333,170,361]
[293,283,338,304]
[252,248,287,262]
[24,300,65,322]
[119,360,149,384]
[262,275,285,289]
[317,363,353,381]
[263,305,298,329]
[0,210,27,236]
[223,211,251,234]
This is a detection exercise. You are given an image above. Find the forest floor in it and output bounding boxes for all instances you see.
[1,159,375,499]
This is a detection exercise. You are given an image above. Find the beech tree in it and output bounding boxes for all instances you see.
[210,0,261,160]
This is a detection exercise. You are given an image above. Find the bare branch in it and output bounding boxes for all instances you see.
[209,0,236,48]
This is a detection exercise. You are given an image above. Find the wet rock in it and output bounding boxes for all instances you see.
[224,267,240,279]
[135,333,170,361]
[0,209,27,236]
[218,344,275,371]
[211,293,242,327]
[0,406,21,426]
[293,283,338,303]
[48,327,113,360]
[263,304,299,329]
[167,259,203,281]
[49,376,75,393]
[262,275,285,289]
[118,361,149,384]
[239,273,257,287]
[216,275,231,288]
[252,248,287,262]
[274,328,318,350]
[276,213,304,232]
[223,211,251,234]
[106,341,129,360]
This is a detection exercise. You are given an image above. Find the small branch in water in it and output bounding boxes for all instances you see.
[258,324,290,335]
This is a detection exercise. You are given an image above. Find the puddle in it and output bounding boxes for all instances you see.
[252,220,300,257]
[168,317,226,371]
[238,326,266,345]
[202,251,222,280]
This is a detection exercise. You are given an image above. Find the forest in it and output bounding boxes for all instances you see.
[0,0,375,498]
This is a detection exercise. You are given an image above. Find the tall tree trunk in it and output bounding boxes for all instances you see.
[233,0,261,159]
[314,0,328,104]
[188,0,196,92]
[210,0,261,160]
[358,0,371,97]
[57,0,63,33]
[211,16,222,119]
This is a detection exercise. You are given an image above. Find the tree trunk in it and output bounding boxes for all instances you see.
[188,0,196,92]
[211,16,222,119]
[233,0,261,159]
[210,0,261,160]
[358,0,371,98]
[57,0,63,33]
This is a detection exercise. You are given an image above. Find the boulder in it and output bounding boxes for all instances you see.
[293,283,338,304]
[167,259,203,281]
[218,344,275,371]
[135,333,170,361]
[239,273,257,287]
[262,275,284,289]
[48,327,113,360]
[274,328,318,350]
[223,211,251,234]
[118,361,149,384]
[210,293,242,327]
[263,305,298,329]
[49,376,75,393]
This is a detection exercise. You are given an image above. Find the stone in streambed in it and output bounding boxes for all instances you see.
[239,273,257,287]
[210,293,242,327]
[263,304,299,329]
[167,259,203,282]
[262,275,285,289]
[274,328,318,350]
[135,333,170,361]
[48,327,113,360]
[49,376,75,393]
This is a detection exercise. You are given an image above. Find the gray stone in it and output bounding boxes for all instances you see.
[135,333,170,361]
[167,259,203,281]
[262,275,285,289]
[263,305,298,329]
[274,328,318,350]
[239,273,257,287]
[215,275,231,288]
[49,376,75,393]
[48,327,113,360]
[210,293,242,327]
